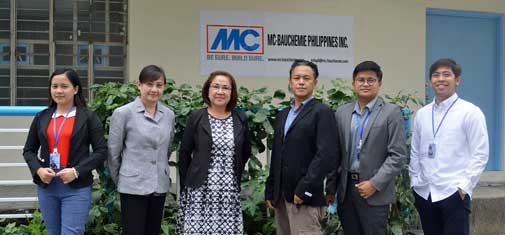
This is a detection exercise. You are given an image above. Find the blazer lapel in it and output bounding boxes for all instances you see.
[361,99,384,145]
[201,109,212,137]
[277,108,290,140]
[341,104,354,156]
[285,99,315,137]
[71,108,86,140]
[232,112,244,147]
[40,109,53,141]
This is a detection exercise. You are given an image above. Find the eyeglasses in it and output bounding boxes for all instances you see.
[210,84,232,92]
[355,77,378,85]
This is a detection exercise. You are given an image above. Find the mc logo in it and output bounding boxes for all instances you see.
[206,25,264,54]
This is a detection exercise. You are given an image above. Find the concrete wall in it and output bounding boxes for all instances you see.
[128,0,505,167]
[128,0,425,97]
[127,0,504,100]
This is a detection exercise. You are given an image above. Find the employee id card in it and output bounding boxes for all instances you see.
[327,195,338,215]
[50,149,60,169]
[428,143,436,158]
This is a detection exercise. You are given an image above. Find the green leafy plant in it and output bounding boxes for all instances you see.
[160,198,178,235]
[0,210,48,235]
[384,90,424,235]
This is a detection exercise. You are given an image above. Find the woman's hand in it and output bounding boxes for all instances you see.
[36,167,56,184]
[56,168,77,184]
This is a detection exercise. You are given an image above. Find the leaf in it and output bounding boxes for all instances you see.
[252,111,267,123]
[262,120,274,135]
[103,223,119,233]
[239,86,249,94]
[273,89,286,99]
[249,156,263,169]
[390,221,403,235]
[180,83,192,90]
[255,87,268,94]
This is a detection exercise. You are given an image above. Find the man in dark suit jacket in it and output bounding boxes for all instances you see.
[326,61,407,235]
[265,59,339,234]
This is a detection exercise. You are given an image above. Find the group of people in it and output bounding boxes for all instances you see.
[22,58,488,235]
[264,58,488,235]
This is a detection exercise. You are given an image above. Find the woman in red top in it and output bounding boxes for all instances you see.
[23,69,107,235]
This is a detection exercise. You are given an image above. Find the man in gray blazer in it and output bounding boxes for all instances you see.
[326,61,407,235]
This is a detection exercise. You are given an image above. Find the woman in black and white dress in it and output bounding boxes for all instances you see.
[176,70,251,234]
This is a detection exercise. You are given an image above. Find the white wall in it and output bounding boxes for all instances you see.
[128,0,505,101]
[128,0,505,174]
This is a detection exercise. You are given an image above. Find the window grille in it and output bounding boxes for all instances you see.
[0,0,128,105]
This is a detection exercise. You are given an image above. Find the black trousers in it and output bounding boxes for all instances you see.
[337,177,389,235]
[413,191,471,235]
[120,193,166,235]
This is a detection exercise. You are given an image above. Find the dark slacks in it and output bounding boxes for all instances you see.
[120,193,166,235]
[337,177,389,235]
[413,191,471,235]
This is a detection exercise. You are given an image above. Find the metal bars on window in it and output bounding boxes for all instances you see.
[1,0,128,105]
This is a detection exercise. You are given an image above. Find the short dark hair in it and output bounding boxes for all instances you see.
[202,70,238,112]
[429,58,461,78]
[139,65,167,84]
[353,61,383,81]
[48,68,87,108]
[289,59,319,79]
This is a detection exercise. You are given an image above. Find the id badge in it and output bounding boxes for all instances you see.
[50,151,60,169]
[428,143,436,159]
[327,196,338,215]
[356,140,362,152]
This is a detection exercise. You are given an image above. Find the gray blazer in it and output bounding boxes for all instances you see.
[327,98,407,206]
[108,97,175,195]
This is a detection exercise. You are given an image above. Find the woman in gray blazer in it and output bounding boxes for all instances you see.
[175,70,251,234]
[107,65,175,235]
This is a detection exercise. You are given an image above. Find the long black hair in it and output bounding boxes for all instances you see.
[48,68,87,108]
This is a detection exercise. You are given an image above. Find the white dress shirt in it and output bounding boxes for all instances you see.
[409,93,489,202]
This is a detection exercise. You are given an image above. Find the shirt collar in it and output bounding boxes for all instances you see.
[134,96,164,113]
[353,96,378,114]
[290,96,314,111]
[433,93,459,110]
[53,109,76,118]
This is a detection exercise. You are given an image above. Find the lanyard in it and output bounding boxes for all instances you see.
[355,110,372,161]
[432,98,459,138]
[52,106,74,152]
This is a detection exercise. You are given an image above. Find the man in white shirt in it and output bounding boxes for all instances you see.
[409,58,489,235]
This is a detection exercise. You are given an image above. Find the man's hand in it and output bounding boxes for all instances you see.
[355,180,377,199]
[56,168,77,184]
[325,193,335,206]
[36,167,56,184]
[265,200,275,209]
[458,189,466,200]
[293,195,304,205]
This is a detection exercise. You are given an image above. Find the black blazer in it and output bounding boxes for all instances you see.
[265,99,339,207]
[23,107,107,188]
[178,108,251,192]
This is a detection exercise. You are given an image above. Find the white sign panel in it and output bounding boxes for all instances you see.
[200,10,354,78]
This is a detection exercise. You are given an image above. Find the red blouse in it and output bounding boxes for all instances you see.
[46,115,75,167]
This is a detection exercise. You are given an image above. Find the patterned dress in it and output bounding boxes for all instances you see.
[176,115,243,235]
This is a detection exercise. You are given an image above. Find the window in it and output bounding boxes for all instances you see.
[0,0,128,105]
[78,45,105,66]
[0,44,9,64]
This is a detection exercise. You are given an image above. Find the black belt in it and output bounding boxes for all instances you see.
[150,192,166,197]
[349,172,360,181]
